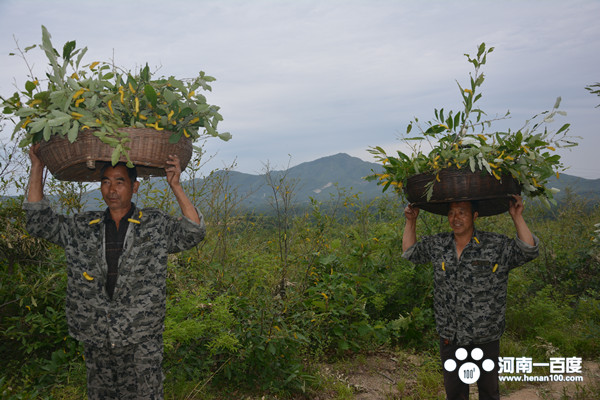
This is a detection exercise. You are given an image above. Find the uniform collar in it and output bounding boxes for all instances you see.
[103,203,136,224]
[444,228,482,247]
[88,203,142,226]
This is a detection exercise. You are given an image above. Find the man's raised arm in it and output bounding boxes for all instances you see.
[402,204,420,252]
[165,154,201,224]
[27,144,45,203]
[508,195,535,246]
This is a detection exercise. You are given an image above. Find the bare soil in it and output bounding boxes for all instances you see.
[502,360,599,400]
[314,352,600,400]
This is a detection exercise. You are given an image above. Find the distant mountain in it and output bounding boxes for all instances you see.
[187,153,385,212]
[78,153,599,212]
[545,173,600,202]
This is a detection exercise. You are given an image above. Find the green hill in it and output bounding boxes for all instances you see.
[79,153,599,212]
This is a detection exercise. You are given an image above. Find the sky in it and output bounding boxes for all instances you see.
[0,0,599,179]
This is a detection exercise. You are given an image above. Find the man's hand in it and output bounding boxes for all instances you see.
[165,154,182,188]
[508,194,524,219]
[404,204,420,221]
[29,143,45,170]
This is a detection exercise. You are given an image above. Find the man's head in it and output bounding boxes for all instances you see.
[100,163,139,213]
[100,162,137,185]
[447,201,478,237]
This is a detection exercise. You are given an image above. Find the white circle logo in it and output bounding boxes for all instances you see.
[456,348,468,361]
[444,359,457,372]
[443,347,496,384]
[458,362,480,384]
[482,358,496,372]
[471,347,484,361]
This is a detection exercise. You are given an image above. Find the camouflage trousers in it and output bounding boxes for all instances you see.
[83,336,164,400]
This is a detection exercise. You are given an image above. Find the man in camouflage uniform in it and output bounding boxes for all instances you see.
[402,196,538,400]
[24,145,205,399]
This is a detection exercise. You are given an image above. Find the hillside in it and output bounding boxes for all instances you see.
[196,153,384,211]
[80,153,599,212]
[545,172,600,202]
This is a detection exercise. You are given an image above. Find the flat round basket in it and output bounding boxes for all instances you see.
[404,168,521,217]
[38,128,193,182]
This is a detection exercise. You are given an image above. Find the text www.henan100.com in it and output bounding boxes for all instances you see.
[499,375,584,382]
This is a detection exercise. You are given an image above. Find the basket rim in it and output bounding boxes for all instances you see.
[403,168,521,216]
[409,192,518,205]
[38,128,193,182]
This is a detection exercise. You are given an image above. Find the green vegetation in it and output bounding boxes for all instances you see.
[1,149,599,399]
[368,43,576,206]
[1,26,230,165]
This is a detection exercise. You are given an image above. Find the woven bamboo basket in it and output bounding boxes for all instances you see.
[38,128,193,181]
[404,168,521,216]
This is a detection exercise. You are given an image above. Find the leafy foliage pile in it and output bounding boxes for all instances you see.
[1,159,599,399]
[368,43,577,206]
[1,26,230,166]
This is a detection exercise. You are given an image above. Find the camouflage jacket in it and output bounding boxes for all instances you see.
[23,199,205,348]
[403,229,539,345]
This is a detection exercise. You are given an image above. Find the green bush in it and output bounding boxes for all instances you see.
[0,249,83,392]
[2,176,599,397]
[570,290,600,356]
[301,253,375,355]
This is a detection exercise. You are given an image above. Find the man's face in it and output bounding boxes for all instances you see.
[100,165,139,213]
[448,201,478,236]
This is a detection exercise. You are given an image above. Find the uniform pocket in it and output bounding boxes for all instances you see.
[470,258,497,275]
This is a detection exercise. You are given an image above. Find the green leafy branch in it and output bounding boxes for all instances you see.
[368,43,578,206]
[1,26,231,164]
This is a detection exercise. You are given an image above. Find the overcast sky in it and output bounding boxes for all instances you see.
[1,0,599,179]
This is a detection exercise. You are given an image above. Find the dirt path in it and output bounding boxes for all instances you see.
[320,354,407,399]
[502,360,599,400]
[316,352,599,399]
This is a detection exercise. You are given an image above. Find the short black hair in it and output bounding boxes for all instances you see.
[100,162,138,186]
[447,200,479,216]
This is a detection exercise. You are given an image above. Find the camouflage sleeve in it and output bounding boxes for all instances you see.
[163,207,206,253]
[402,235,435,265]
[22,198,70,247]
[505,233,539,270]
